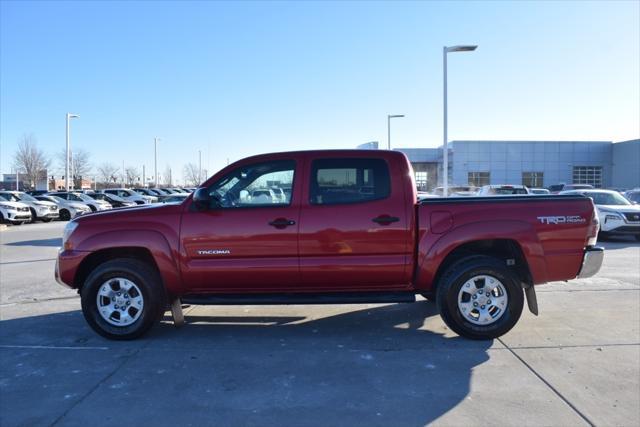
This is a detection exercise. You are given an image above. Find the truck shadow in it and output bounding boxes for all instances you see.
[0,303,491,427]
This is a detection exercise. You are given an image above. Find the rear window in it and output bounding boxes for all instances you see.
[310,158,390,205]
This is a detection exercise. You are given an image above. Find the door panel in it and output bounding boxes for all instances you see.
[298,156,411,289]
[180,158,301,292]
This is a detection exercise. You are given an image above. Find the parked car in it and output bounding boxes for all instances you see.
[623,189,640,204]
[102,188,156,204]
[250,188,277,204]
[48,191,112,212]
[432,186,478,197]
[89,192,137,208]
[57,149,602,341]
[529,188,551,195]
[476,185,530,196]
[35,195,91,220]
[0,191,59,222]
[0,194,32,225]
[133,188,167,201]
[161,193,189,204]
[560,189,640,241]
[548,183,594,194]
[25,190,50,196]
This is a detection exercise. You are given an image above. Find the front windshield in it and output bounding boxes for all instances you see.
[17,192,38,202]
[106,193,126,202]
[0,193,19,202]
[586,192,631,206]
[74,193,94,202]
[0,195,8,202]
[626,192,640,203]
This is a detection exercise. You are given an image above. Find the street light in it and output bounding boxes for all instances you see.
[154,137,160,188]
[443,44,477,196]
[65,113,79,191]
[387,114,405,150]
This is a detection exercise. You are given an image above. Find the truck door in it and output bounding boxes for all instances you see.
[180,158,301,292]
[298,155,412,290]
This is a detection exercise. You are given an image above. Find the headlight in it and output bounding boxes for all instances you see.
[0,203,16,210]
[62,221,79,250]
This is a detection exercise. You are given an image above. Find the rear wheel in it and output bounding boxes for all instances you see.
[81,258,165,340]
[29,208,38,223]
[436,255,524,340]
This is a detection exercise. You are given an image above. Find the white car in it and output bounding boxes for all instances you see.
[476,185,530,196]
[48,192,113,212]
[250,189,277,204]
[0,191,59,222]
[102,188,156,204]
[0,195,32,225]
[35,195,91,221]
[560,189,640,241]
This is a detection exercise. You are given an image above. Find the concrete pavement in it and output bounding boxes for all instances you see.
[1,222,639,426]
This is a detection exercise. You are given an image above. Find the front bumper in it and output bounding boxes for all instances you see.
[577,246,605,279]
[55,249,88,289]
[6,211,31,221]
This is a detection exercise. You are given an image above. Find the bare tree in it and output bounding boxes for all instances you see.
[97,162,119,187]
[183,163,200,186]
[57,148,92,188]
[125,166,140,187]
[13,134,51,189]
[162,165,173,187]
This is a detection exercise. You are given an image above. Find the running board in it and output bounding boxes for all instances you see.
[181,292,416,305]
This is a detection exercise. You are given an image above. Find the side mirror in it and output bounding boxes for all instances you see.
[192,188,212,210]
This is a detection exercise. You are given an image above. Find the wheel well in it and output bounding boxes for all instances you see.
[432,239,532,292]
[74,247,160,291]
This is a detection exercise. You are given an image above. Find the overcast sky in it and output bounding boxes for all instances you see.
[1,0,638,182]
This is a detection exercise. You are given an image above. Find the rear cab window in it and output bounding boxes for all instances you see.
[310,158,391,205]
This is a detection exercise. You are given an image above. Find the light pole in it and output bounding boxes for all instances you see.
[387,114,405,150]
[443,45,476,196]
[65,113,79,191]
[154,137,160,188]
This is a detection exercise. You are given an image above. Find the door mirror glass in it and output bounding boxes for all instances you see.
[193,188,212,210]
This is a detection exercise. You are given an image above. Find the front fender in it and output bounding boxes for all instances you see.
[74,230,182,295]
[414,220,548,291]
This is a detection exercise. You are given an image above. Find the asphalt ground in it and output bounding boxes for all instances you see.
[1,221,639,427]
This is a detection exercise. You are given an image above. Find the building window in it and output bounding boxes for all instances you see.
[573,166,602,188]
[415,171,428,191]
[522,172,544,188]
[468,172,490,187]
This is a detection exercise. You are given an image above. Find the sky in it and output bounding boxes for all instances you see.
[1,0,639,184]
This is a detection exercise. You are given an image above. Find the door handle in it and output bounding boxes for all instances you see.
[269,218,296,228]
[372,215,400,225]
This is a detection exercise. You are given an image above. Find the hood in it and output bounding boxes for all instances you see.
[597,204,640,213]
[76,202,173,223]
[0,200,29,209]
[68,201,90,209]
[34,200,57,207]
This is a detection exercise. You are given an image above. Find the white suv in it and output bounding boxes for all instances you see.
[0,191,59,222]
[102,188,156,204]
[561,189,640,241]
[0,195,32,225]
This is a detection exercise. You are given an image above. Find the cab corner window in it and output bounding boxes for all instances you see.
[207,160,295,208]
[310,158,390,205]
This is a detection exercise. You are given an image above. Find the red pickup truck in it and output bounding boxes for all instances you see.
[56,150,604,340]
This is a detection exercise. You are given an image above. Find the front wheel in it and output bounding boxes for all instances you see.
[436,255,524,340]
[81,258,166,340]
[41,218,53,223]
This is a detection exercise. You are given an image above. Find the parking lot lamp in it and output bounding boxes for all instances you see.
[443,45,476,196]
[387,114,405,150]
[65,113,79,191]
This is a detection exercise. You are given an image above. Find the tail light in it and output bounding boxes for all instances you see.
[586,208,599,247]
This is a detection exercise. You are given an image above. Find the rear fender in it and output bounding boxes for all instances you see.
[414,220,548,291]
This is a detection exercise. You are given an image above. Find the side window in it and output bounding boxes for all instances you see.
[207,160,295,208]
[310,158,390,205]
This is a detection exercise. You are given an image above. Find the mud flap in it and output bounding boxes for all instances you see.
[170,298,185,327]
[524,285,539,316]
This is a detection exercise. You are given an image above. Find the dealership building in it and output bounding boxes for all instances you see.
[359,139,640,191]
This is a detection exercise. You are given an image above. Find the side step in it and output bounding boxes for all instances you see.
[181,292,416,305]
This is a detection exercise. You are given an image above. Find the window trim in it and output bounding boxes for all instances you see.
[309,157,392,206]
[204,159,298,210]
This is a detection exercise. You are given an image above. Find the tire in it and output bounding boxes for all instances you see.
[436,255,524,340]
[88,204,97,212]
[81,258,166,340]
[10,221,24,226]
[41,218,53,223]
[59,209,71,221]
[598,231,609,241]
[29,208,38,223]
